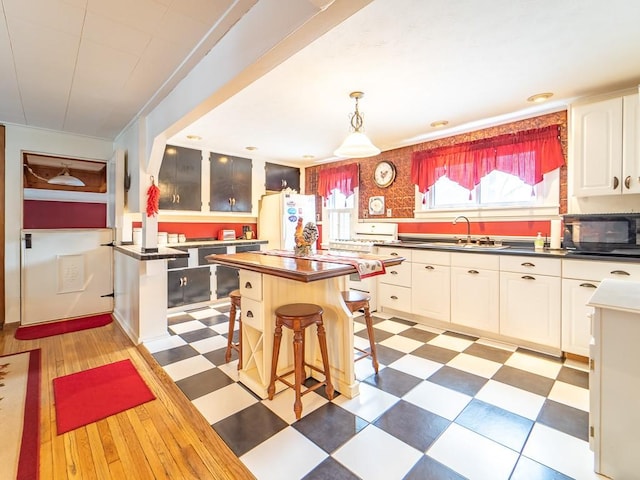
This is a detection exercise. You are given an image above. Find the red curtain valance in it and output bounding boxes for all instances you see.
[318,163,359,198]
[410,124,565,194]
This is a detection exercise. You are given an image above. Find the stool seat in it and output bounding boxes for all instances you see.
[225,289,242,369]
[342,290,379,373]
[268,303,334,419]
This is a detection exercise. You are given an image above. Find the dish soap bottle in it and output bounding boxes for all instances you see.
[534,232,544,251]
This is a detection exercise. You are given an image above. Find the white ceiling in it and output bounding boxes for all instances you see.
[3,0,640,167]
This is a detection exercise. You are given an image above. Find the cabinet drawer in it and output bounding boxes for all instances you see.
[378,283,411,311]
[376,246,411,262]
[240,297,263,331]
[240,270,262,301]
[500,255,561,276]
[562,259,640,281]
[451,252,500,270]
[412,249,451,265]
[198,246,228,266]
[380,261,412,287]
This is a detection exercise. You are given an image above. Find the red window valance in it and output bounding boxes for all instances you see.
[410,125,565,194]
[318,163,359,198]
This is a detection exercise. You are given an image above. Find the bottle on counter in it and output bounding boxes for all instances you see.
[534,232,544,250]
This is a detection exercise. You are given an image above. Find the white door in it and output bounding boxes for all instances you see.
[21,229,114,325]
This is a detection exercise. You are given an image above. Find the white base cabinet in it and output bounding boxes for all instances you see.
[450,253,499,333]
[499,256,561,349]
[561,278,597,357]
[588,279,640,479]
[411,250,451,322]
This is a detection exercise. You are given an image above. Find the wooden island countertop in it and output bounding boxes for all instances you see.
[205,250,405,282]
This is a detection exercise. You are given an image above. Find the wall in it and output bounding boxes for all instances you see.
[4,124,113,323]
[306,111,568,238]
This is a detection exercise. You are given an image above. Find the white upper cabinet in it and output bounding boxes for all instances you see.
[572,93,640,196]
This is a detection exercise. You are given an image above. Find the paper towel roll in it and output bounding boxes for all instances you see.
[550,219,562,250]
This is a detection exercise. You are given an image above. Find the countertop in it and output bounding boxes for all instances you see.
[379,240,640,263]
[114,238,267,261]
[205,251,405,283]
[588,278,640,313]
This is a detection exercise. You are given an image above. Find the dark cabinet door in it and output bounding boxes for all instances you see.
[159,145,202,211]
[210,153,252,212]
[183,267,211,305]
[215,265,239,298]
[265,162,300,192]
[167,267,211,308]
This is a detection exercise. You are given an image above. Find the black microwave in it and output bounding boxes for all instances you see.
[563,213,640,256]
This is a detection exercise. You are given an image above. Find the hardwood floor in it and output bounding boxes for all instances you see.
[1,320,255,480]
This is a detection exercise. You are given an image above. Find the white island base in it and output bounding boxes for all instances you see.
[237,269,359,400]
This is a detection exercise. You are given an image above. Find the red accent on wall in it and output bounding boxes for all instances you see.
[398,220,555,237]
[132,221,257,240]
[23,200,107,229]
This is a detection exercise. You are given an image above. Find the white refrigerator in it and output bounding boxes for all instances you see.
[258,192,316,251]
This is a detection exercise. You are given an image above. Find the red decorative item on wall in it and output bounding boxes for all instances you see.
[146,177,160,217]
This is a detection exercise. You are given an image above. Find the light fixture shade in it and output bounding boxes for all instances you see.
[47,168,85,187]
[334,91,380,159]
[334,131,381,158]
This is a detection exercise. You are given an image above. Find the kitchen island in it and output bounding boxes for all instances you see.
[206,251,404,399]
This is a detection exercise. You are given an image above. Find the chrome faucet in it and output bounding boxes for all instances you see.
[453,215,471,244]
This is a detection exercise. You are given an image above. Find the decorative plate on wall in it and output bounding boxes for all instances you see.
[368,196,385,215]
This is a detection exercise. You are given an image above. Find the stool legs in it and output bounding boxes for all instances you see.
[292,327,305,419]
[225,298,242,369]
[362,304,379,373]
[267,320,283,400]
[316,322,335,399]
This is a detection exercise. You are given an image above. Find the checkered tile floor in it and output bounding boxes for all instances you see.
[145,301,602,480]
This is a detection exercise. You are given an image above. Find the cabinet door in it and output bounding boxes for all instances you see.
[572,97,623,197]
[183,267,211,305]
[210,154,252,212]
[411,262,450,322]
[265,162,300,192]
[450,266,499,333]
[561,278,598,356]
[215,265,239,298]
[622,93,640,194]
[159,145,202,210]
[499,272,561,348]
[167,269,185,308]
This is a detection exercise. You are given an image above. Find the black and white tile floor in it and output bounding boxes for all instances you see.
[146,301,603,480]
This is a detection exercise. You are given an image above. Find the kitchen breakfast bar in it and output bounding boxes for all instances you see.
[206,251,404,400]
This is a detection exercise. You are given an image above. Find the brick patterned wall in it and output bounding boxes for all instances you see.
[306,111,568,223]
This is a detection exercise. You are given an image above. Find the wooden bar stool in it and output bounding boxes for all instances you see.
[225,289,242,369]
[342,290,379,373]
[267,303,335,419]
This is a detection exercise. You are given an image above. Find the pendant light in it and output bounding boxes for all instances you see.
[47,165,85,186]
[334,91,381,158]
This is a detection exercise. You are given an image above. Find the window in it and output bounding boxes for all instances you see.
[411,124,564,217]
[324,188,357,240]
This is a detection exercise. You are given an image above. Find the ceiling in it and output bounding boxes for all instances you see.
[4,0,640,167]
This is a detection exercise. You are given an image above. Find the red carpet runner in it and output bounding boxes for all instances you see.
[0,349,41,480]
[53,359,155,434]
[15,313,113,340]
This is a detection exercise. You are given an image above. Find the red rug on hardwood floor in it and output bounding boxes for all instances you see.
[15,313,113,340]
[53,359,156,434]
[0,349,41,480]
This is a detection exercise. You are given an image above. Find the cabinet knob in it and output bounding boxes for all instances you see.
[610,270,630,276]
[425,265,435,270]
[521,275,536,280]
[390,270,398,275]
[468,269,479,274]
[245,281,253,289]
[521,262,535,267]
[176,194,180,203]
[172,194,176,203]
[579,283,597,288]
[246,310,254,318]
[179,277,184,287]
[390,252,398,256]
[613,176,620,190]
[183,276,188,286]
[390,295,398,300]
[625,176,632,189]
